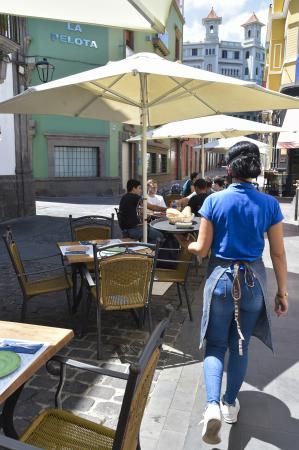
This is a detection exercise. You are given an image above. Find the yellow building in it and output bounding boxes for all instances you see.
[266,0,299,94]
[265,0,299,194]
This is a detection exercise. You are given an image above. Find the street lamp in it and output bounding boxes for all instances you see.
[35,58,55,83]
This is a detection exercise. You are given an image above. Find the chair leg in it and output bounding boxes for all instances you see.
[65,288,72,315]
[147,305,153,333]
[96,304,102,360]
[176,283,183,308]
[77,289,90,338]
[21,296,28,322]
[183,284,193,321]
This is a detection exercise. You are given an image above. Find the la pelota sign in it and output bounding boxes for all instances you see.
[50,23,98,49]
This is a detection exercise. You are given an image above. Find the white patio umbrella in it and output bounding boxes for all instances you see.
[277,109,299,149]
[0,0,172,32]
[128,114,282,177]
[1,52,299,239]
[203,136,270,154]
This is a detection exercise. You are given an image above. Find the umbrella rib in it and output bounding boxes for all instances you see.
[146,78,195,108]
[147,78,219,114]
[88,79,141,107]
[74,77,141,117]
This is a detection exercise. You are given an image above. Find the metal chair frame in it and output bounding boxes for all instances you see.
[2,227,72,322]
[155,245,193,321]
[19,316,170,450]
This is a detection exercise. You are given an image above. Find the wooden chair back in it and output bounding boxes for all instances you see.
[69,214,114,241]
[3,228,28,294]
[165,194,183,207]
[113,316,169,450]
[93,243,157,311]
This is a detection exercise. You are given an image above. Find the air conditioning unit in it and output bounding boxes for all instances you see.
[0,59,8,83]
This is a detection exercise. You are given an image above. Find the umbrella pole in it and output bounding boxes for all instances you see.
[201,136,205,178]
[140,74,148,242]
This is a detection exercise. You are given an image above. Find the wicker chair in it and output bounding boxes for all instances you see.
[69,214,114,241]
[84,242,159,358]
[165,194,183,207]
[2,228,72,322]
[19,316,170,450]
[155,245,193,321]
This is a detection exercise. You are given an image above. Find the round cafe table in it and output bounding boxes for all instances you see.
[150,217,200,234]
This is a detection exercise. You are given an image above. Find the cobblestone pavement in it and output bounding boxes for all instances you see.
[0,207,204,436]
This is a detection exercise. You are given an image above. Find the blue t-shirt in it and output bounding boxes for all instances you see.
[199,182,284,261]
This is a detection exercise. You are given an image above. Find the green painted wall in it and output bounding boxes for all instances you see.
[28,18,113,178]
[27,3,184,182]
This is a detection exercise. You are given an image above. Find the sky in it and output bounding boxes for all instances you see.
[183,0,271,45]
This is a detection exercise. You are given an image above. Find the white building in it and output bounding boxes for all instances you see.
[183,8,265,93]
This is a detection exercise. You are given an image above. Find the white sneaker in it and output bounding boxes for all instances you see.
[220,398,240,424]
[201,403,222,445]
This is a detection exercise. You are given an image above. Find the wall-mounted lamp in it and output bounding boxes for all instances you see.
[35,58,55,83]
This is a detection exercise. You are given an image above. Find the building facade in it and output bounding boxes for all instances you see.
[183,8,265,86]
[180,8,266,177]
[265,0,299,194]
[0,1,184,218]
[0,15,35,219]
[26,1,183,198]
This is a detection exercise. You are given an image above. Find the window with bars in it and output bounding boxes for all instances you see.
[54,146,99,177]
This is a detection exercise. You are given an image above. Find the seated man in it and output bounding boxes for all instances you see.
[213,176,226,192]
[188,178,208,216]
[147,179,167,211]
[118,179,164,243]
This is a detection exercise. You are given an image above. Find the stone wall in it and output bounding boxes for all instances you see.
[34,177,122,197]
[0,175,35,219]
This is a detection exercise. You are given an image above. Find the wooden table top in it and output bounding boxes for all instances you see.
[0,321,73,403]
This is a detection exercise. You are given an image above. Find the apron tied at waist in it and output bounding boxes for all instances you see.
[231,262,255,356]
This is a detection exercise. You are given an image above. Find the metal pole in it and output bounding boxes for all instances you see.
[201,136,205,178]
[140,74,148,242]
[294,181,299,221]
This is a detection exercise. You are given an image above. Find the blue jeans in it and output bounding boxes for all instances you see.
[204,269,264,405]
[124,226,164,244]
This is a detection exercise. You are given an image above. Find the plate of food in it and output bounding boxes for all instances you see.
[166,206,194,224]
[0,351,21,378]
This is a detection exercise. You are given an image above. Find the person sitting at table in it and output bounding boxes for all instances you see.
[205,176,213,195]
[147,179,167,211]
[182,172,200,197]
[188,178,208,216]
[118,179,164,243]
[213,176,226,192]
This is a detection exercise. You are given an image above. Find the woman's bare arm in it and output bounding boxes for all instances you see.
[188,217,213,257]
[267,222,288,316]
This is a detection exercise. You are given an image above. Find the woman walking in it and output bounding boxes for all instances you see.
[187,141,288,445]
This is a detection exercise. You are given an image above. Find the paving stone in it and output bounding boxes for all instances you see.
[63,395,95,411]
[87,386,115,400]
[102,377,127,389]
[67,348,97,359]
[64,380,90,395]
[93,401,122,417]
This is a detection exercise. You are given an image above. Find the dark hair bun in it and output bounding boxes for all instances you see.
[226,141,261,179]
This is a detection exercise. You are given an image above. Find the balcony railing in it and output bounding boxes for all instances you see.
[0,14,21,45]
